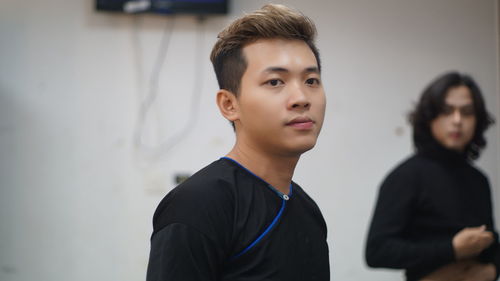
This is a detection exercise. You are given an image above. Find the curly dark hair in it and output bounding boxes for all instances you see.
[408,71,495,160]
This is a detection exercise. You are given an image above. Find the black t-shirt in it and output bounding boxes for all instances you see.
[365,146,500,281]
[147,157,330,281]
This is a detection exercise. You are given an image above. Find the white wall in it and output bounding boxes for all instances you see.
[0,0,498,280]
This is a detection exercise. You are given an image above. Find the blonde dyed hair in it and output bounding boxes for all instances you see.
[210,4,320,95]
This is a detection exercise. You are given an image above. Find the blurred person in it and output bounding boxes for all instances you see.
[146,4,329,281]
[365,71,497,281]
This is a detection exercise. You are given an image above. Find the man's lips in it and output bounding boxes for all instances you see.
[449,131,462,139]
[286,117,315,129]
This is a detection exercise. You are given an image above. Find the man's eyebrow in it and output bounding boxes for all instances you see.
[263,67,289,74]
[442,104,475,111]
[263,66,320,74]
[304,66,320,74]
[443,103,474,107]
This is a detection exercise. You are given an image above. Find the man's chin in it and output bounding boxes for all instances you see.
[442,141,467,152]
[287,142,317,156]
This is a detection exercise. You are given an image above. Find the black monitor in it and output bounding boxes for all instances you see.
[96,0,229,15]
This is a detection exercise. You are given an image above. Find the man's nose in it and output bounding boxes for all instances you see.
[452,109,462,124]
[288,84,310,109]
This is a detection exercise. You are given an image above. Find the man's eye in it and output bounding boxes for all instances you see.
[306,78,320,86]
[266,79,283,86]
[441,106,454,115]
[461,107,475,116]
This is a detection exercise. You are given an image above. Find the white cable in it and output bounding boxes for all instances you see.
[133,17,176,158]
[133,17,206,161]
[153,18,205,160]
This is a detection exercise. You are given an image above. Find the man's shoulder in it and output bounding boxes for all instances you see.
[160,158,239,204]
[378,154,433,190]
[291,183,326,217]
[151,159,238,236]
[178,158,236,192]
[387,154,428,175]
[292,183,319,207]
[466,162,490,183]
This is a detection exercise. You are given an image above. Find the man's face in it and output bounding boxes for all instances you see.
[430,85,476,152]
[234,38,326,157]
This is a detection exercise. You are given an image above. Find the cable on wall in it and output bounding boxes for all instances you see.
[132,16,206,161]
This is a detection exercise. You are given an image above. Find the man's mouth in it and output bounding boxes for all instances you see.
[286,117,315,129]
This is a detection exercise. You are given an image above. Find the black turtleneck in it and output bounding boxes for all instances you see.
[365,145,500,281]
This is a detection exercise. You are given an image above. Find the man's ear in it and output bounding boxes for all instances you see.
[216,89,239,122]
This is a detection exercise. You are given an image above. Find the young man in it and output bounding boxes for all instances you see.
[146,4,329,281]
[365,72,498,281]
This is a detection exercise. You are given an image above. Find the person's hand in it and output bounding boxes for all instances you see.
[419,261,473,281]
[461,262,496,281]
[453,225,494,260]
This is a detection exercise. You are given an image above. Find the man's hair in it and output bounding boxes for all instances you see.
[408,71,495,160]
[210,4,320,96]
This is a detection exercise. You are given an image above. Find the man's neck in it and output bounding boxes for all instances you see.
[226,144,300,195]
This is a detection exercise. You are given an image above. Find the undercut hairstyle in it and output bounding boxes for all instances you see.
[409,71,495,160]
[210,4,320,96]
